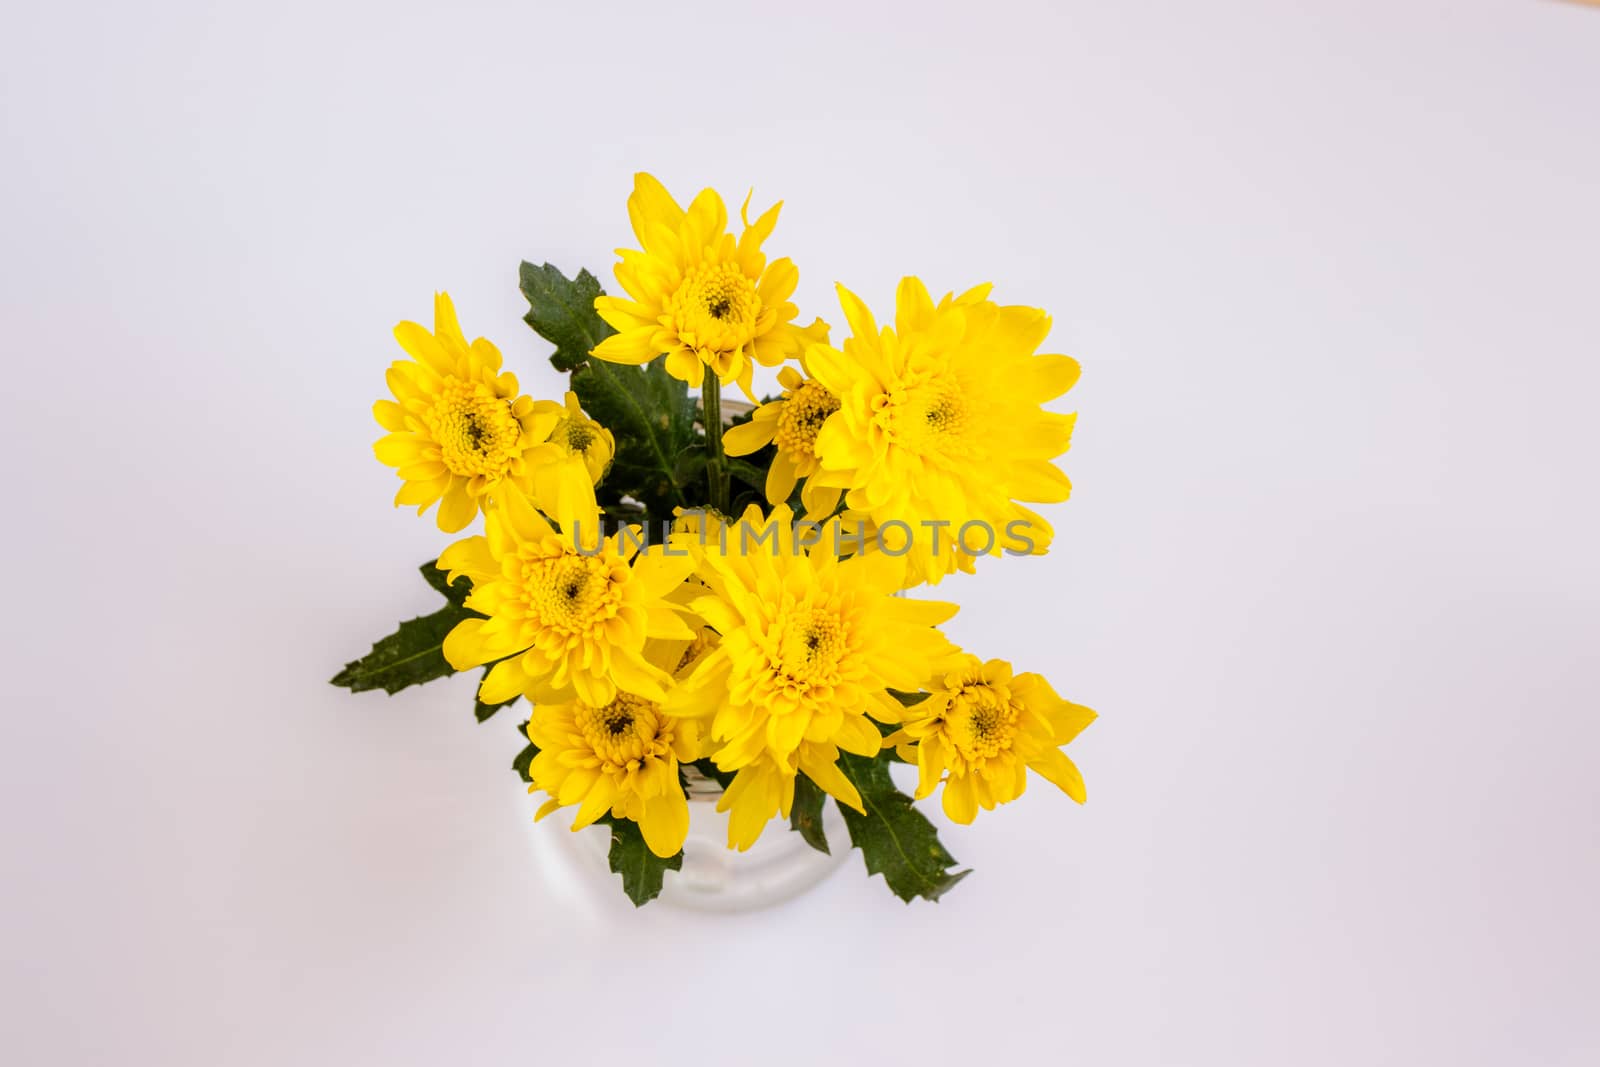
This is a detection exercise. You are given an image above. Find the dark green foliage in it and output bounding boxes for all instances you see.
[418,558,471,608]
[330,603,478,694]
[331,559,482,695]
[511,731,537,783]
[836,751,970,903]
[518,262,612,373]
[598,815,683,907]
[571,358,700,516]
[789,773,831,855]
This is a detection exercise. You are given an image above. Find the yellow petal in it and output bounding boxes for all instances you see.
[496,483,553,543]
[832,715,883,758]
[801,343,854,396]
[644,603,695,641]
[479,657,527,704]
[722,417,777,457]
[1006,460,1073,504]
[876,593,959,627]
[683,187,728,249]
[942,774,978,824]
[393,321,452,375]
[1028,748,1087,803]
[639,787,690,857]
[373,399,407,432]
[757,257,798,306]
[373,433,421,467]
[834,283,877,343]
[591,326,661,365]
[572,776,620,829]
[894,276,936,334]
[436,534,496,586]
[443,618,495,671]
[1018,354,1081,402]
[435,481,478,532]
[631,545,696,600]
[627,172,685,251]
[665,347,701,384]
[796,750,864,815]
[609,649,668,703]
[432,292,466,350]
[765,451,798,506]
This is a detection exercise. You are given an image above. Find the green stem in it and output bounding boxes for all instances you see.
[702,366,728,514]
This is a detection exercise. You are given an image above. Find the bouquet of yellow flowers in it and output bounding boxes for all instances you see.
[333,173,1096,906]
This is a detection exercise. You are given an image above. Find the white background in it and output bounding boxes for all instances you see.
[3,1,1597,1063]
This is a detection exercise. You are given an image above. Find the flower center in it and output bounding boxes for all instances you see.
[557,415,596,455]
[880,380,974,458]
[944,686,1020,764]
[774,381,841,459]
[775,608,847,684]
[430,381,522,478]
[518,551,619,634]
[575,693,673,770]
[669,262,760,354]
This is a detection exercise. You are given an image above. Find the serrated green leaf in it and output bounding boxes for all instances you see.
[789,772,831,855]
[420,558,471,608]
[329,602,477,694]
[519,262,612,372]
[598,815,682,907]
[332,559,483,695]
[835,750,970,903]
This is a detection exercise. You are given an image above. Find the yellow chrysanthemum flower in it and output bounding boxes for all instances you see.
[720,329,843,518]
[373,292,556,532]
[436,487,699,707]
[886,655,1095,824]
[525,645,700,858]
[523,390,614,529]
[590,172,812,398]
[664,503,961,848]
[809,278,1081,584]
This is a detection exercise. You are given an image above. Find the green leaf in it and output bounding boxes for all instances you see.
[570,356,699,516]
[789,772,831,855]
[329,602,477,694]
[835,751,971,903]
[598,815,682,907]
[473,665,518,723]
[726,457,767,489]
[511,731,537,783]
[332,559,484,695]
[420,558,471,608]
[519,262,612,373]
